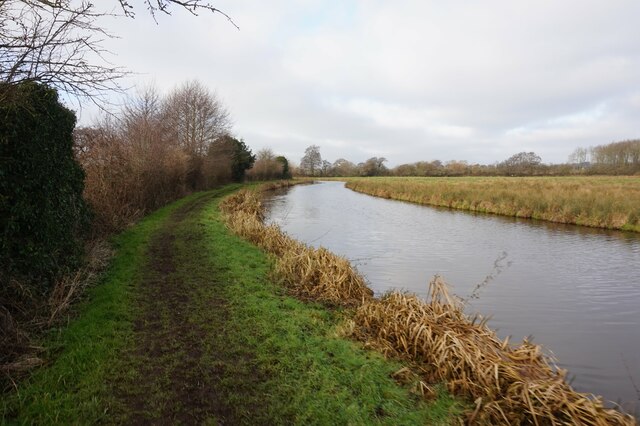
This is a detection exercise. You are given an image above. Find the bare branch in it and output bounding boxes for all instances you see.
[23,0,239,28]
[1,1,129,107]
[1,0,237,109]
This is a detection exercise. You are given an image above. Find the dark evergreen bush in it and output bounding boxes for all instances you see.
[0,82,89,290]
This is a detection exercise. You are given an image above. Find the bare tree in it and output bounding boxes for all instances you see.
[21,0,238,22]
[568,147,589,165]
[499,152,542,175]
[360,157,387,176]
[122,84,164,147]
[248,148,284,180]
[1,0,236,105]
[0,1,128,103]
[590,139,640,173]
[300,145,322,176]
[332,158,357,176]
[163,80,231,157]
[112,0,237,26]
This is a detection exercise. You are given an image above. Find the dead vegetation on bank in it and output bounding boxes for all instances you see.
[220,184,637,425]
[350,279,634,425]
[1,240,113,389]
[220,184,372,306]
[345,177,640,233]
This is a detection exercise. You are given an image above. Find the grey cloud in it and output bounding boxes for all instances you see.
[79,0,640,166]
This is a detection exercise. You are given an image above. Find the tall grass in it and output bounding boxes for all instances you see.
[344,176,640,232]
[221,183,637,425]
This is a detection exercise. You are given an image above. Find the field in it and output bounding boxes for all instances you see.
[342,176,640,232]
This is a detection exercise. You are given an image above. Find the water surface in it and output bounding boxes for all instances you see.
[264,181,640,415]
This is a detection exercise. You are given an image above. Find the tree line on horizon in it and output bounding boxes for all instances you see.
[295,140,640,178]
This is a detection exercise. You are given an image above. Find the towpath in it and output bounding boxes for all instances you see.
[109,190,268,424]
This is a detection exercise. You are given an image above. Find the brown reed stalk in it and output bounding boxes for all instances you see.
[350,277,636,425]
[220,187,372,306]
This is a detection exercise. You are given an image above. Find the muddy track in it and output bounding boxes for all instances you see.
[111,192,264,424]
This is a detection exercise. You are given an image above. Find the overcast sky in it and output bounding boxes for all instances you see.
[84,0,640,166]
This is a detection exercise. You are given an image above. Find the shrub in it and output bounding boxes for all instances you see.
[0,82,89,289]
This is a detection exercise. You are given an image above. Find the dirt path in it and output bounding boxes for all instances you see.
[111,192,265,424]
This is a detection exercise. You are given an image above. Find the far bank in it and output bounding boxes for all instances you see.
[336,176,640,232]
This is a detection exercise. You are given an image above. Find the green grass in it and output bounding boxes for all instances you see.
[0,190,205,424]
[198,196,461,424]
[2,184,462,424]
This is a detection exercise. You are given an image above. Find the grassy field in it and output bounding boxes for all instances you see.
[343,176,640,232]
[1,184,461,424]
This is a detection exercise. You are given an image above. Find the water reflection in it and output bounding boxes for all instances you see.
[264,181,640,416]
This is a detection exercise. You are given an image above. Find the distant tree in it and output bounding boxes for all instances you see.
[120,84,192,198]
[300,145,322,176]
[416,160,444,176]
[332,158,358,176]
[275,156,291,179]
[507,151,542,166]
[499,152,542,175]
[248,148,284,180]
[203,144,233,185]
[589,139,640,173]
[568,147,589,165]
[122,84,167,152]
[360,157,388,176]
[392,163,417,176]
[208,135,255,182]
[320,160,333,176]
[162,81,230,188]
[444,160,468,176]
[163,80,231,158]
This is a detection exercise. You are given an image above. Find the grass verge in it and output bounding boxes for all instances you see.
[0,189,202,424]
[1,184,462,424]
[196,190,461,424]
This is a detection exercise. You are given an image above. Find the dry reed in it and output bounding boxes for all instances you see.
[220,186,372,306]
[220,183,637,425]
[350,277,635,425]
[47,240,113,325]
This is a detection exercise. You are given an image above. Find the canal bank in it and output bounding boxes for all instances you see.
[265,180,640,419]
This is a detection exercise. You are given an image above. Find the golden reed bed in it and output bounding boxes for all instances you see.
[219,185,636,425]
[344,176,640,233]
